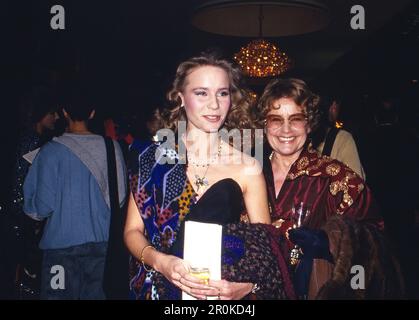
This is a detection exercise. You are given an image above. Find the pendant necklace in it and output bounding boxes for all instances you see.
[194,165,210,191]
[188,140,223,192]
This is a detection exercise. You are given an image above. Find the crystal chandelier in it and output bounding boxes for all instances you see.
[234,39,292,77]
[233,5,292,77]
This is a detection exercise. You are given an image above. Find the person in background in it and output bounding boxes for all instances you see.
[364,96,419,298]
[311,95,365,180]
[23,86,127,299]
[104,114,134,161]
[10,87,59,299]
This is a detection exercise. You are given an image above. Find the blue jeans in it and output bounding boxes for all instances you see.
[40,242,107,300]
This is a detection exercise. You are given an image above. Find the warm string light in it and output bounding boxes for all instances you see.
[234,39,292,77]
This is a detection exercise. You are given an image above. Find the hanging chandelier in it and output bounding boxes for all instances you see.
[233,5,292,77]
[233,39,292,77]
[191,1,330,77]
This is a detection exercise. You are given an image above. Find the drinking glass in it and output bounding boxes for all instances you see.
[290,202,310,266]
[189,267,210,285]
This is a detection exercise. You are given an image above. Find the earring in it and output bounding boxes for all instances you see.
[180,105,184,108]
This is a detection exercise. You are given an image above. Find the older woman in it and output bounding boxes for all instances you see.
[255,78,402,299]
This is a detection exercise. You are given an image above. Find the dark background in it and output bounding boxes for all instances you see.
[2,0,419,299]
[4,0,418,201]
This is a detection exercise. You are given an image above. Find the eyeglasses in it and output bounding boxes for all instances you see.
[265,113,308,130]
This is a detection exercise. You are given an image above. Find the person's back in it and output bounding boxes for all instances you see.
[23,87,127,299]
[316,129,365,179]
[312,96,365,180]
[26,134,126,249]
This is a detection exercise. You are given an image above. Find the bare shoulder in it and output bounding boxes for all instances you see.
[223,143,263,178]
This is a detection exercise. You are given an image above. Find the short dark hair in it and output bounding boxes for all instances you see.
[62,86,95,121]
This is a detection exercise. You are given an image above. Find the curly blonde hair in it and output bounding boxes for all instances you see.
[150,53,255,135]
[254,78,321,132]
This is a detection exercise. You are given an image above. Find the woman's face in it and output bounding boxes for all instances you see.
[265,97,310,160]
[179,65,231,133]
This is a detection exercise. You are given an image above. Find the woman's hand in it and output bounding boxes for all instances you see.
[156,255,253,300]
[191,279,253,300]
[156,255,211,300]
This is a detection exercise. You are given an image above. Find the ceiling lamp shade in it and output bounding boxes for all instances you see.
[233,39,292,77]
[191,0,330,37]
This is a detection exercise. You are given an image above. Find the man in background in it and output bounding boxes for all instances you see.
[23,86,127,299]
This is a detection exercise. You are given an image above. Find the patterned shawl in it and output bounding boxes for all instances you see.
[263,143,383,231]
